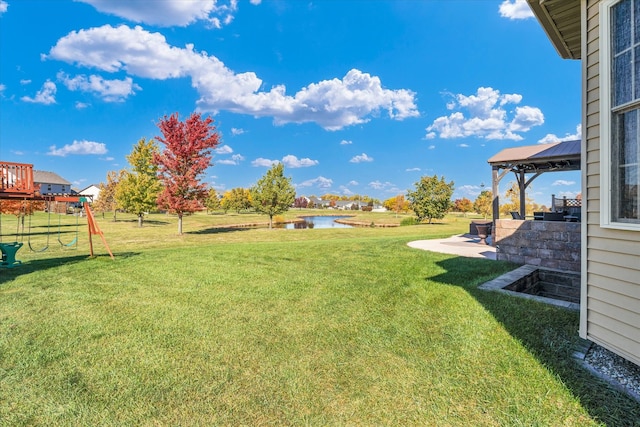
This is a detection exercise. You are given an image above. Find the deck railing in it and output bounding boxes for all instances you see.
[0,162,36,198]
[551,194,581,212]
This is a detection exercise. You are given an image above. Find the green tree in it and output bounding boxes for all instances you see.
[116,138,162,227]
[94,170,124,221]
[473,190,493,219]
[221,188,252,213]
[205,188,221,213]
[407,175,454,224]
[250,163,296,228]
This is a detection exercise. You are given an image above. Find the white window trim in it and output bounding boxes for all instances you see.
[600,0,640,230]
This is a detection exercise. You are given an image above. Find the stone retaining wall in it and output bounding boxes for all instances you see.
[494,219,581,272]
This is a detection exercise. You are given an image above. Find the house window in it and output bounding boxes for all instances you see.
[601,0,640,228]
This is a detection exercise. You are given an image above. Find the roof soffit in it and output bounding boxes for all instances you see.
[527,0,582,60]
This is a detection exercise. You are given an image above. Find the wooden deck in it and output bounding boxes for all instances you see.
[0,161,36,199]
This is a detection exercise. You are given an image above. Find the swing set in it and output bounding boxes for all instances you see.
[0,161,114,268]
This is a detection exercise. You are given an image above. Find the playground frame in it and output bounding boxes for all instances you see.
[1,161,114,267]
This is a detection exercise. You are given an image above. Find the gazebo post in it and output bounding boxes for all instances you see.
[518,169,526,219]
[492,165,500,222]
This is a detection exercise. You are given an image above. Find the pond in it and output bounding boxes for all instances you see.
[279,215,353,229]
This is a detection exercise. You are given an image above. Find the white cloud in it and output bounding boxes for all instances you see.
[297,176,333,189]
[339,186,354,196]
[406,167,421,172]
[0,1,7,14]
[348,180,359,186]
[556,190,579,199]
[538,124,582,144]
[340,139,352,145]
[249,0,261,4]
[459,143,469,148]
[251,157,279,167]
[250,154,318,168]
[57,72,140,102]
[46,25,419,130]
[230,127,245,135]
[281,155,318,168]
[368,180,396,191]
[509,106,545,132]
[48,140,108,157]
[77,0,238,28]
[75,101,90,109]
[0,84,5,93]
[20,79,31,85]
[350,153,373,163]
[215,144,233,154]
[21,80,57,104]
[553,180,576,186]
[217,154,244,165]
[425,87,543,140]
[428,145,436,150]
[455,184,484,199]
[499,0,534,20]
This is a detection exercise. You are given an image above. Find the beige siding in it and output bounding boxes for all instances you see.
[583,0,640,367]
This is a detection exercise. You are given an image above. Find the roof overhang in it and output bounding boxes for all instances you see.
[488,139,581,174]
[526,0,582,60]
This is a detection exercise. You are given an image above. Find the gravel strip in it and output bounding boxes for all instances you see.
[583,343,640,401]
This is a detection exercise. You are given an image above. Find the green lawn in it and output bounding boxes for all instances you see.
[1,211,639,425]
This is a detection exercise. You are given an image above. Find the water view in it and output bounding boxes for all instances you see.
[280,215,353,229]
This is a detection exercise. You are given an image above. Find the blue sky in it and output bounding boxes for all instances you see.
[0,0,581,205]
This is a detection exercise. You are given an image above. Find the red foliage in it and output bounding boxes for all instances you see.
[0,199,46,216]
[153,112,220,217]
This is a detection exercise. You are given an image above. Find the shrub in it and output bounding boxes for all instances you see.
[400,216,419,226]
[273,215,286,224]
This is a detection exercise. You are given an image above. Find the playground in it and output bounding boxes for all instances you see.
[0,162,113,268]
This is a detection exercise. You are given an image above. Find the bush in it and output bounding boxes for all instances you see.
[273,215,285,224]
[400,217,419,226]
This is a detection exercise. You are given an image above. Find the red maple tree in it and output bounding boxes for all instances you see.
[153,112,220,234]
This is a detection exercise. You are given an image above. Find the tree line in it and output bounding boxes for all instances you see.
[86,111,550,234]
[93,112,295,233]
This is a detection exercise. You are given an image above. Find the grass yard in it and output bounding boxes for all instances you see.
[1,211,639,425]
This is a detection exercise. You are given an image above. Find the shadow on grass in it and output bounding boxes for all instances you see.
[0,252,141,284]
[429,256,640,426]
[188,227,255,235]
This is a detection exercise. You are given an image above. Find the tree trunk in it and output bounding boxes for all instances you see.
[138,213,143,227]
[178,214,183,235]
[269,215,273,229]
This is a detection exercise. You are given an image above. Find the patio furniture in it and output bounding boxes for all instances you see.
[510,211,524,220]
[543,212,565,221]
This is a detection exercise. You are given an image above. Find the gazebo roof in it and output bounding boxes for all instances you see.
[488,139,581,173]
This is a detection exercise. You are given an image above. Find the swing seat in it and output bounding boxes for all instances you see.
[0,241,23,268]
[59,237,77,247]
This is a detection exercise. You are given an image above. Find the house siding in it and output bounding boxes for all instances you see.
[583,0,640,366]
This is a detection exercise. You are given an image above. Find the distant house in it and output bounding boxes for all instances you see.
[78,184,100,203]
[33,170,74,196]
[527,0,640,366]
[307,196,329,208]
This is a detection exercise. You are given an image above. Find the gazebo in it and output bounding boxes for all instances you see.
[487,139,581,222]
